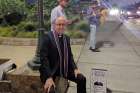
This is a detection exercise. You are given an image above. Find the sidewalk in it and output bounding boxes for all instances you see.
[68,20,140,93]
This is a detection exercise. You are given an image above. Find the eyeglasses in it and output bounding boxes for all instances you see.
[55,23,65,26]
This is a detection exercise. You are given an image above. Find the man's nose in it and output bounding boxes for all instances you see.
[60,25,65,28]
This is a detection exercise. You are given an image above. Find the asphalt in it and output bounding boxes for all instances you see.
[68,19,140,93]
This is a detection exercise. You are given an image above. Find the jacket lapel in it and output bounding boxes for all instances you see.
[48,32,57,48]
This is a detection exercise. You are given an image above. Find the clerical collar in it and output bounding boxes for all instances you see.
[58,34,63,38]
[53,31,63,38]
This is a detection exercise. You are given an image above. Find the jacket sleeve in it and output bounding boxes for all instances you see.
[67,36,78,70]
[39,35,52,83]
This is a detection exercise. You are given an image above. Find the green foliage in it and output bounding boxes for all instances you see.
[0,0,88,38]
[16,31,38,38]
[16,21,37,32]
[0,26,38,38]
[16,21,26,31]
[65,30,87,38]
[0,0,81,30]
[24,22,36,31]
[4,12,24,25]
[16,31,27,38]
[0,0,26,25]
[74,21,90,32]
[67,20,90,32]
[66,20,89,38]
[0,0,26,16]
[0,27,17,37]
[43,0,57,31]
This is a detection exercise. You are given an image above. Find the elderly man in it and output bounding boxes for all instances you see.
[39,16,86,93]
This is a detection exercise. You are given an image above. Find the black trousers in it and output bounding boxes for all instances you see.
[49,72,86,93]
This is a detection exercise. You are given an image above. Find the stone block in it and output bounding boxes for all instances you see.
[6,64,69,93]
[0,81,11,92]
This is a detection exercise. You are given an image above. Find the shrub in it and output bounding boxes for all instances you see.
[16,21,36,32]
[16,21,26,31]
[4,12,23,25]
[65,31,73,37]
[16,31,38,38]
[74,21,90,32]
[32,31,38,38]
[65,30,87,38]
[0,27,14,37]
[24,31,38,38]
[24,22,36,31]
[6,31,17,37]
[0,26,37,38]
[14,31,25,38]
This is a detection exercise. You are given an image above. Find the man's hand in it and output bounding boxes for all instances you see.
[44,78,55,93]
[74,69,81,78]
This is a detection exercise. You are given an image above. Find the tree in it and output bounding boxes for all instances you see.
[0,0,26,25]
[0,0,26,16]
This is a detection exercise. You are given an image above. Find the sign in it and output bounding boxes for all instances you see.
[90,68,107,93]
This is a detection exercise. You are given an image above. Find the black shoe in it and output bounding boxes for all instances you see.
[89,47,100,52]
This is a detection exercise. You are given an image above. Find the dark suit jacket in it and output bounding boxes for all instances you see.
[39,31,77,83]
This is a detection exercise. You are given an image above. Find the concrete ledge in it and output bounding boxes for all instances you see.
[0,81,11,92]
[0,37,37,46]
[0,59,10,65]
[5,64,69,93]
[5,65,43,93]
[0,37,85,46]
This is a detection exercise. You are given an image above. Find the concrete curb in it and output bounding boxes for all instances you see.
[0,37,86,46]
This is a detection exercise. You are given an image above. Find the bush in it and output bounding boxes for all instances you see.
[0,26,37,38]
[25,31,38,38]
[24,22,36,31]
[32,31,38,38]
[65,30,87,38]
[16,21,36,32]
[16,31,38,38]
[74,21,90,32]
[0,27,16,37]
[16,21,26,31]
[4,12,23,25]
[65,31,73,37]
[6,31,17,37]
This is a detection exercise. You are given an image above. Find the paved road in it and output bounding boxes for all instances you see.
[68,20,140,93]
[124,19,140,39]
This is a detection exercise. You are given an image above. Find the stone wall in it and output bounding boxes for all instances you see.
[0,59,12,93]
[0,81,12,93]
[0,37,37,46]
[5,65,43,93]
[2,65,68,93]
[6,73,43,93]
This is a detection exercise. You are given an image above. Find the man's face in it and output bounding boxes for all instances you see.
[54,18,66,34]
[60,0,68,8]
